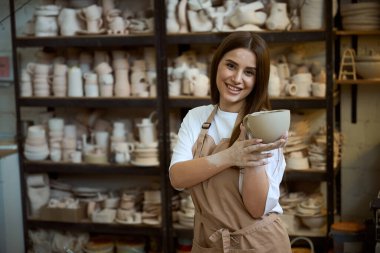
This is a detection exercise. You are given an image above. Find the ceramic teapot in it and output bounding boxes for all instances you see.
[106,9,127,34]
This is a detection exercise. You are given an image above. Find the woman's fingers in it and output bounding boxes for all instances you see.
[238,123,246,141]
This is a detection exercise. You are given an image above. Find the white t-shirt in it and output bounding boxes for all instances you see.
[170,105,285,214]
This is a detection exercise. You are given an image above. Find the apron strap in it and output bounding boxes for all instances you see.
[194,105,218,158]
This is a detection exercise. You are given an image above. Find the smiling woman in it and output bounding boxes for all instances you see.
[169,31,291,253]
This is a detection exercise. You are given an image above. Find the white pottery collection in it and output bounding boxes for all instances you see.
[20,48,159,98]
[24,1,154,37]
[23,0,334,38]
[23,109,160,168]
[27,175,162,226]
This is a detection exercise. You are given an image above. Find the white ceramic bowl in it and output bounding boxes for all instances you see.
[286,156,310,170]
[298,213,326,230]
[24,150,49,161]
[355,61,380,79]
[243,109,290,143]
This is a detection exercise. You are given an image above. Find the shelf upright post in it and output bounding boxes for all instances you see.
[8,0,29,251]
[154,0,174,252]
[325,0,336,250]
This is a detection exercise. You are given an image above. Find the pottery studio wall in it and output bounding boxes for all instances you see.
[0,0,379,223]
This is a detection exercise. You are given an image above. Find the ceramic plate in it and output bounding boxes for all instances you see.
[76,29,107,35]
[130,160,159,167]
[115,218,141,225]
[142,218,160,225]
[284,144,308,153]
[72,186,107,194]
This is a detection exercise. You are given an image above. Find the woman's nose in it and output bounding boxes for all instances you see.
[232,71,243,83]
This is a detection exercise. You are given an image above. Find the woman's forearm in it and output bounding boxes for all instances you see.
[169,149,234,189]
[242,165,269,218]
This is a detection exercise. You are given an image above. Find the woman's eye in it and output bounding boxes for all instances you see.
[226,62,235,69]
[245,70,255,76]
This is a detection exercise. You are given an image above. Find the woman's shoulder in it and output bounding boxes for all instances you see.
[186,104,215,119]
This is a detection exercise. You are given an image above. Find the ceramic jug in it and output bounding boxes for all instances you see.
[58,8,82,36]
[136,112,157,147]
[193,74,209,97]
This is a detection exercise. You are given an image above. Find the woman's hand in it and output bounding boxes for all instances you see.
[227,124,287,168]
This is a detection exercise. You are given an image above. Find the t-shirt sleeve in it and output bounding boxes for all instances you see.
[169,110,201,170]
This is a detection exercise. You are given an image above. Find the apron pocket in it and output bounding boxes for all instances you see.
[192,240,222,253]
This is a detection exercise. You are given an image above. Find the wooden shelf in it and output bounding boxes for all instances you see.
[167,30,326,44]
[28,219,161,235]
[336,79,380,85]
[169,96,327,109]
[18,97,157,108]
[335,30,380,36]
[285,169,327,181]
[14,34,155,47]
[23,160,161,175]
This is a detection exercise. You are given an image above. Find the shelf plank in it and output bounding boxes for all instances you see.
[335,30,380,36]
[27,219,161,235]
[285,169,327,181]
[336,79,380,85]
[18,97,157,108]
[167,31,326,44]
[15,34,155,47]
[23,161,161,175]
[169,96,327,109]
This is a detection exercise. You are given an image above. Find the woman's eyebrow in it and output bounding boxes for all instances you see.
[224,59,256,70]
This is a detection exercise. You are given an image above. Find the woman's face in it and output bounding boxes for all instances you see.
[216,48,256,112]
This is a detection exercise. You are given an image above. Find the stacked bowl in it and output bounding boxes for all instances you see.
[24,125,49,161]
[355,54,380,80]
[341,2,380,31]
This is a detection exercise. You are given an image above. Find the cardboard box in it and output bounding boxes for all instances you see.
[39,203,86,222]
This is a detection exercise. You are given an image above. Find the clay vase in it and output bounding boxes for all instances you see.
[114,69,130,97]
[187,9,213,32]
[177,0,189,33]
[67,66,83,97]
[166,0,180,33]
[193,74,209,97]
[265,3,290,31]
[268,64,281,97]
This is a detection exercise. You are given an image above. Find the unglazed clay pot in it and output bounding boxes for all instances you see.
[243,109,290,143]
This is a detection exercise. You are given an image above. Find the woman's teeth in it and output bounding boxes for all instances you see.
[227,84,241,91]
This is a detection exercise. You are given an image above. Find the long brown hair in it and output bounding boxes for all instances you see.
[209,31,272,146]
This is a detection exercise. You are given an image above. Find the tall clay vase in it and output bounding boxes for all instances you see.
[177,0,189,33]
[265,3,290,31]
[114,69,130,97]
[166,0,180,33]
[300,0,324,30]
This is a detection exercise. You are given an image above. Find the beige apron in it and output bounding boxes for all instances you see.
[190,105,291,253]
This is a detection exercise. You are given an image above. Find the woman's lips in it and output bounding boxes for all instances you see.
[226,84,242,94]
